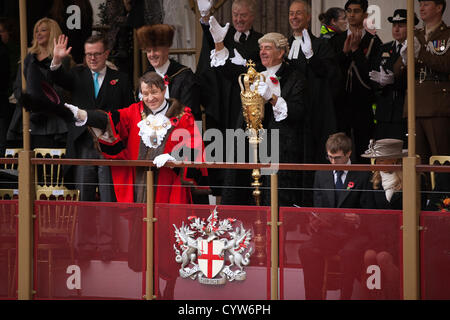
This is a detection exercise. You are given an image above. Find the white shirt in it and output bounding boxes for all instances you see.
[333,159,351,185]
[234,30,250,43]
[288,35,303,60]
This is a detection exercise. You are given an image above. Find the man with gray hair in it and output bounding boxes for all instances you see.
[195,0,263,203]
[209,29,312,207]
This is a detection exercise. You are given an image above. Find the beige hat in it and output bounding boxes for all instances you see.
[258,32,290,52]
[361,139,408,159]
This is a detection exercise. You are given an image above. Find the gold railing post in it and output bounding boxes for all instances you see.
[402,157,420,300]
[18,151,34,300]
[18,0,34,301]
[403,0,420,300]
[145,169,155,300]
[270,174,279,300]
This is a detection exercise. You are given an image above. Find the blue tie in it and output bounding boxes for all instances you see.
[335,170,344,190]
[93,72,100,98]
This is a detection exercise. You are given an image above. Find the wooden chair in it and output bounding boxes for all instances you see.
[0,195,18,297]
[322,254,344,299]
[3,148,22,170]
[36,188,79,298]
[0,189,18,200]
[34,148,67,189]
[429,156,450,190]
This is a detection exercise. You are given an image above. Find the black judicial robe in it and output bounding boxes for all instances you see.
[195,23,263,197]
[288,32,338,163]
[214,60,312,207]
[196,23,263,132]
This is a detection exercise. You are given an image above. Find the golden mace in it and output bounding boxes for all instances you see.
[238,60,265,206]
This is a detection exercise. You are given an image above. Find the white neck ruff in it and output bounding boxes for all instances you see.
[137,110,172,149]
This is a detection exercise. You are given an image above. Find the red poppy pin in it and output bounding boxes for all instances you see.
[347,181,355,190]
[270,76,280,85]
[110,79,119,85]
[163,75,170,86]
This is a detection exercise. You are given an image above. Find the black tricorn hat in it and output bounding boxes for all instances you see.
[388,9,419,25]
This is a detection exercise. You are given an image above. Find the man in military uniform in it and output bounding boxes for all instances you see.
[396,0,450,162]
[369,9,419,146]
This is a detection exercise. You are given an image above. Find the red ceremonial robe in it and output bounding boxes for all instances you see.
[96,100,207,204]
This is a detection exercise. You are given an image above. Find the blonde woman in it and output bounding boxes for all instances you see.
[7,17,72,149]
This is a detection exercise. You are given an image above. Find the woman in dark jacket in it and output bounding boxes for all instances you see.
[7,17,72,149]
[318,7,348,40]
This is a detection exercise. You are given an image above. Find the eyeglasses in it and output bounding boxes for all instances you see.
[85,52,105,58]
[326,154,345,161]
[345,8,363,14]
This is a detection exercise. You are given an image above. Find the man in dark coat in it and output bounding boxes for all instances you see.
[195,0,263,202]
[210,29,310,207]
[50,34,135,260]
[299,132,370,299]
[287,0,338,164]
[369,9,419,146]
[136,24,201,121]
[328,0,382,164]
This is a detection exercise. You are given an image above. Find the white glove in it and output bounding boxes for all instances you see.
[209,16,229,43]
[153,153,176,168]
[197,0,214,17]
[369,67,395,87]
[230,48,247,66]
[300,29,314,59]
[257,82,273,101]
[64,103,87,126]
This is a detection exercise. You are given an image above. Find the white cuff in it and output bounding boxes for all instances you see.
[272,97,288,122]
[50,60,62,71]
[210,47,229,67]
[75,116,87,127]
[303,49,314,60]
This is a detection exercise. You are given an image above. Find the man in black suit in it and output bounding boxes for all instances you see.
[50,34,135,260]
[195,0,263,203]
[328,0,382,164]
[299,133,370,299]
[369,9,419,147]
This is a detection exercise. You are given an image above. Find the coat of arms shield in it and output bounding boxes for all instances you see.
[197,239,224,279]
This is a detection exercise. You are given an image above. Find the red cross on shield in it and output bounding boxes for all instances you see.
[198,240,224,279]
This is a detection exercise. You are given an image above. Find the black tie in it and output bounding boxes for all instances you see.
[335,171,344,190]
[239,33,247,43]
[397,43,403,54]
